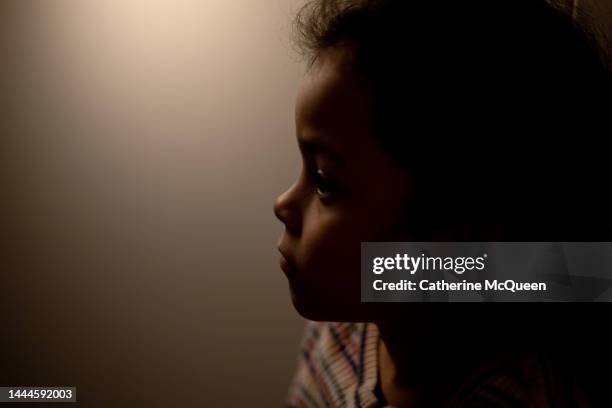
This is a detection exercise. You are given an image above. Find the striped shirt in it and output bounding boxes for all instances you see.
[286,321,591,407]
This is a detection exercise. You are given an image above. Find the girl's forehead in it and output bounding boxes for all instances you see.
[294,56,405,179]
[295,54,375,140]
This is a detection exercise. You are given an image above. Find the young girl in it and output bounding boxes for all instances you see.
[274,0,612,406]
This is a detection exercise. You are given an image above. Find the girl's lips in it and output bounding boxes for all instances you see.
[279,255,293,275]
[278,249,297,276]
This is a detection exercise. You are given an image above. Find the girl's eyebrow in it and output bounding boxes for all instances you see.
[297,136,344,165]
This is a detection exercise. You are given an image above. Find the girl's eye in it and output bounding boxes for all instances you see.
[313,169,337,199]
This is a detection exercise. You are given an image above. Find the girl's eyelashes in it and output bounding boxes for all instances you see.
[311,168,340,200]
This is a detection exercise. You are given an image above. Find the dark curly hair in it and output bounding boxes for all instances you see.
[291,0,612,241]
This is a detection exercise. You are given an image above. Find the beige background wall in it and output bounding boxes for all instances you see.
[1,1,305,406]
[1,1,610,407]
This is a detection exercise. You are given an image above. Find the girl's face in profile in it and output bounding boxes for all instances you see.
[274,50,413,322]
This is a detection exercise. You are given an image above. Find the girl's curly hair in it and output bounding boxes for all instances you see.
[291,0,612,241]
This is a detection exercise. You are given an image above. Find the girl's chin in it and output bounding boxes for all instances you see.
[288,286,372,322]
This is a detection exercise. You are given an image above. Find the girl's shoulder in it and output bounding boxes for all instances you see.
[287,323,595,408]
[450,352,594,408]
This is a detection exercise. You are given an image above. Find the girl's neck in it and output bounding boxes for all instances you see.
[375,318,512,408]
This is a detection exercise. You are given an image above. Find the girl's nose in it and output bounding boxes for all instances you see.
[273,183,302,235]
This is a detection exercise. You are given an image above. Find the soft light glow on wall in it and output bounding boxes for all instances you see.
[1,1,304,406]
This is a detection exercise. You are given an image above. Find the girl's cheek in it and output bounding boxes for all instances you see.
[298,222,344,269]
